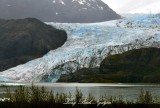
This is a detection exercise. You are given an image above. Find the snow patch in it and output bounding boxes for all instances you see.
[72,0,88,5]
[53,0,65,5]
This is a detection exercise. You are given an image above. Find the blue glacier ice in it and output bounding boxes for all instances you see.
[0,14,160,82]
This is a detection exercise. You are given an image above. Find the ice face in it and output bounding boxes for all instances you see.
[0,14,160,82]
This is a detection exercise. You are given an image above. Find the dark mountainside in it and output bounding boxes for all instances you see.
[0,18,67,72]
[58,48,160,83]
[0,0,121,23]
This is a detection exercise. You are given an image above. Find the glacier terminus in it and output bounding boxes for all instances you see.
[0,14,160,82]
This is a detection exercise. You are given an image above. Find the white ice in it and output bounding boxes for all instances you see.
[0,14,160,82]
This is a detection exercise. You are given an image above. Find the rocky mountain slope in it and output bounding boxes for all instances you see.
[0,18,67,72]
[0,0,121,23]
[0,14,160,82]
[58,48,160,83]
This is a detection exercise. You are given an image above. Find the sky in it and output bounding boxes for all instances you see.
[101,0,160,14]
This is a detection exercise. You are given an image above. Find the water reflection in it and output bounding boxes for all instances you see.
[0,83,160,101]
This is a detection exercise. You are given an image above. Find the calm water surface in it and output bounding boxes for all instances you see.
[0,83,160,101]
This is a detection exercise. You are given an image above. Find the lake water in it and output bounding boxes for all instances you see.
[0,83,160,101]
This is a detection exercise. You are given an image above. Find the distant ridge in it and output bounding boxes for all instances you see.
[0,0,121,23]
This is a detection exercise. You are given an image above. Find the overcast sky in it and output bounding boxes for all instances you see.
[102,0,160,14]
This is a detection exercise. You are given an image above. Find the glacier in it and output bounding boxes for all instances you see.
[0,14,160,82]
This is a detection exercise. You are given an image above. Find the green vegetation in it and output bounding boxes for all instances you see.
[0,85,160,108]
[137,89,154,104]
[58,48,160,83]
